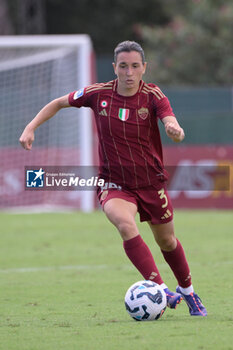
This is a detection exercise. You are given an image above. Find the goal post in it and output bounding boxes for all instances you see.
[0,35,97,212]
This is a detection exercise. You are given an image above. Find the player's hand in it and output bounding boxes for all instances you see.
[19,126,35,150]
[165,122,185,142]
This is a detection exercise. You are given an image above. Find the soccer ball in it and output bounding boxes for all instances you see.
[124,280,167,321]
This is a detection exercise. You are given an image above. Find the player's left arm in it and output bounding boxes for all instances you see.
[153,88,185,143]
[162,116,185,143]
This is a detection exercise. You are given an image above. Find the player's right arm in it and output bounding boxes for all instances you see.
[19,94,70,150]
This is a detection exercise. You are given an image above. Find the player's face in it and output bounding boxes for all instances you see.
[113,51,147,96]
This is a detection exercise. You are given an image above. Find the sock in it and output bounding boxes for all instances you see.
[179,285,194,295]
[123,235,164,285]
[161,239,192,288]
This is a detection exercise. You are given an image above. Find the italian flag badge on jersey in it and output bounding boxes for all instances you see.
[118,108,130,121]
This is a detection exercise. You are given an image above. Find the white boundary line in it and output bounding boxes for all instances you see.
[0,261,232,274]
[0,264,132,274]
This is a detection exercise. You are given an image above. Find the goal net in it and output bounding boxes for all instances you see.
[0,35,97,212]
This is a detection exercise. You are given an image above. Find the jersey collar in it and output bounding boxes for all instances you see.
[113,79,145,94]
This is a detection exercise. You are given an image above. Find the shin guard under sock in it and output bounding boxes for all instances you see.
[123,235,163,285]
[161,239,191,288]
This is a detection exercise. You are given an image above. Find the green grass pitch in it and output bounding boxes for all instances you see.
[0,210,232,350]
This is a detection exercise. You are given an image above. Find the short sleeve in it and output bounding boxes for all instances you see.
[154,95,175,120]
[68,87,92,108]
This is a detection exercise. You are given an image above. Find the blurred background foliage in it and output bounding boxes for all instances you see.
[2,0,233,85]
[142,0,233,85]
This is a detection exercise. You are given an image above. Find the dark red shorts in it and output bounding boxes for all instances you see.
[97,182,173,225]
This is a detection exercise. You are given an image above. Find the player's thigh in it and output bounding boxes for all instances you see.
[148,220,177,251]
[104,198,139,240]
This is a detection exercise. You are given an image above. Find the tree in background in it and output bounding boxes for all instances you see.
[142,0,233,85]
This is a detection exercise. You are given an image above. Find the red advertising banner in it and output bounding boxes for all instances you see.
[0,148,83,210]
[163,145,233,209]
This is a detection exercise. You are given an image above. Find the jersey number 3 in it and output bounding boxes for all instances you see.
[158,188,168,208]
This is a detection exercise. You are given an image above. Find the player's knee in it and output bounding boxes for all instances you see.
[117,221,137,240]
[117,221,134,234]
[157,235,176,251]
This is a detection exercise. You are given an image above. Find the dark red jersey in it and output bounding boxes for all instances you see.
[68,79,175,188]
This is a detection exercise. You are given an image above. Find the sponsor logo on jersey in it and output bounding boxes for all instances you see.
[118,108,130,121]
[99,109,108,116]
[138,107,149,120]
[73,88,84,100]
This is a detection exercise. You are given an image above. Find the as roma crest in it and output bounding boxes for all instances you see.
[138,107,149,120]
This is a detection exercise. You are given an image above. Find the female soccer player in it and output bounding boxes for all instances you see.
[19,40,207,316]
